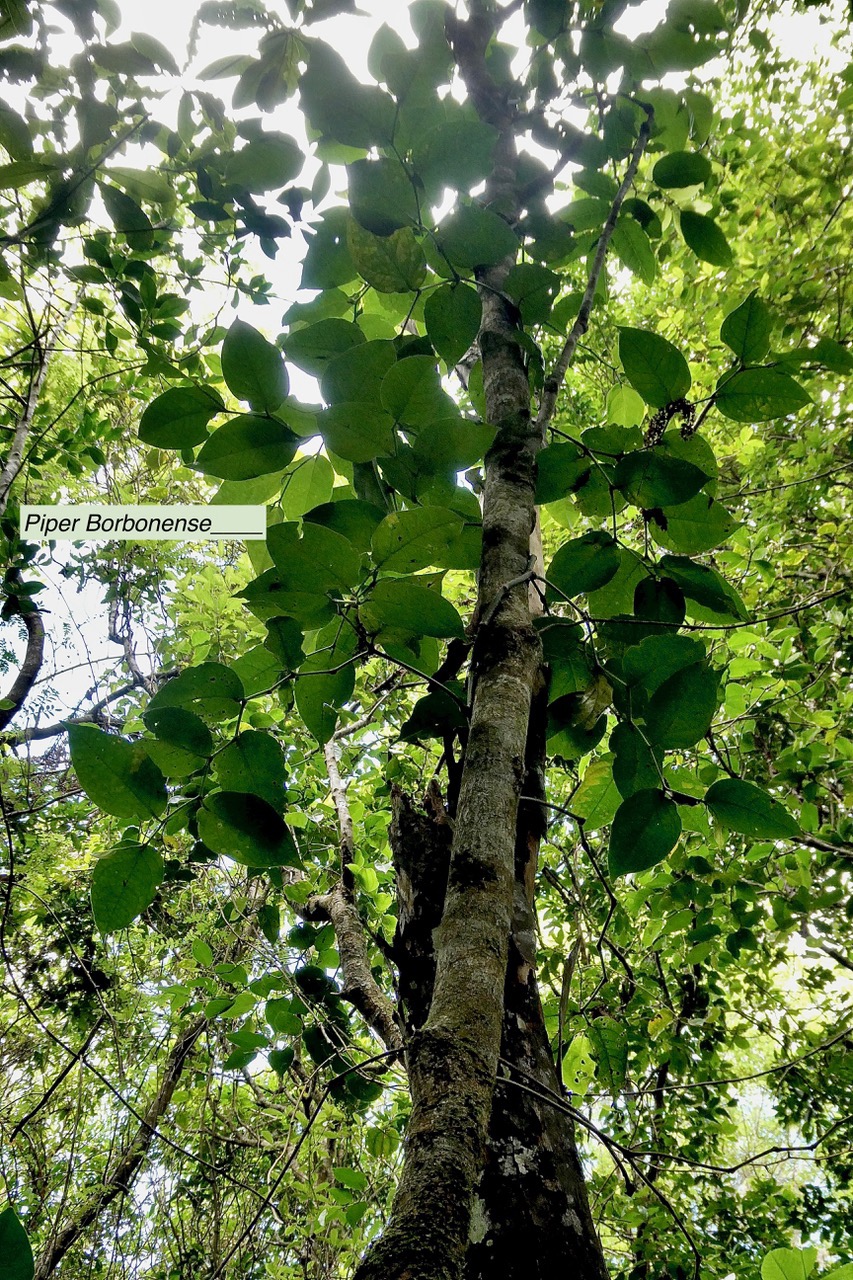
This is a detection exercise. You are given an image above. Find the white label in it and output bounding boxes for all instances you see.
[20,505,266,541]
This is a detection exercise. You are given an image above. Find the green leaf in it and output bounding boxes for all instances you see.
[588,1016,628,1093]
[224,133,302,192]
[679,210,732,267]
[300,42,395,148]
[611,722,662,798]
[435,204,519,269]
[215,731,287,812]
[546,531,621,599]
[571,759,621,827]
[362,578,464,639]
[130,30,179,73]
[295,625,359,744]
[649,494,737,554]
[267,522,362,596]
[268,1047,295,1075]
[540,621,593,700]
[659,555,749,622]
[717,293,768,363]
[412,120,499,197]
[68,724,167,821]
[347,220,426,292]
[281,454,334,519]
[761,1250,817,1280]
[0,1205,34,1280]
[347,157,418,235]
[714,368,811,422]
[424,283,482,367]
[142,707,213,777]
[609,789,682,876]
[139,386,224,449]
[284,319,365,377]
[264,617,306,670]
[192,938,214,966]
[503,262,561,324]
[303,499,385,553]
[321,340,396,404]
[412,417,495,473]
[99,182,153,248]
[198,793,300,867]
[645,661,719,749]
[535,443,589,504]
[146,663,244,723]
[623,634,707,693]
[611,216,657,285]
[0,159,54,190]
[614,450,709,508]
[705,779,800,839]
[652,150,711,188]
[196,415,299,480]
[372,507,463,574]
[221,320,289,413]
[91,844,164,933]
[381,355,456,426]
[618,327,691,408]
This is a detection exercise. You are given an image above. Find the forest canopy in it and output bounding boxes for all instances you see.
[0,1,852,1279]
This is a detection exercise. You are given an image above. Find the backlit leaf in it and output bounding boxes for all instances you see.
[91,844,164,933]
[609,789,682,876]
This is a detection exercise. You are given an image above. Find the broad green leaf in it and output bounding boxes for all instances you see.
[215,731,287,812]
[372,507,463,573]
[588,1016,628,1093]
[614,450,709,508]
[714,368,811,422]
[561,1034,596,1097]
[195,415,299,480]
[535,443,589,504]
[761,1250,818,1280]
[571,759,621,827]
[546,531,621,599]
[268,1047,295,1075]
[199,793,300,867]
[264,616,306,670]
[146,663,244,723]
[300,42,395,148]
[91,844,164,933]
[609,789,682,876]
[295,625,359,744]
[0,1205,34,1280]
[435,204,519,269]
[649,494,737,554]
[652,150,711,188]
[633,576,685,626]
[221,320,289,413]
[362,577,464,639]
[347,156,418,235]
[705,779,800,839]
[540,621,593,700]
[224,133,302,192]
[586,549,648,618]
[619,327,691,408]
[413,120,499,197]
[347,220,426,292]
[412,417,495,473]
[321,340,396,404]
[606,384,646,428]
[192,939,214,967]
[139,386,224,449]
[720,292,772,364]
[381,355,456,426]
[623,634,707,693]
[679,210,732,267]
[130,29,179,73]
[0,159,54,189]
[284,319,365,377]
[659,554,749,622]
[267,522,362,595]
[424,283,482,367]
[503,262,561,324]
[281,454,335,519]
[303,499,385,552]
[99,182,153,248]
[142,707,213,777]
[611,216,657,285]
[68,724,167,821]
[301,208,358,290]
[646,661,719,749]
[611,722,662,798]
